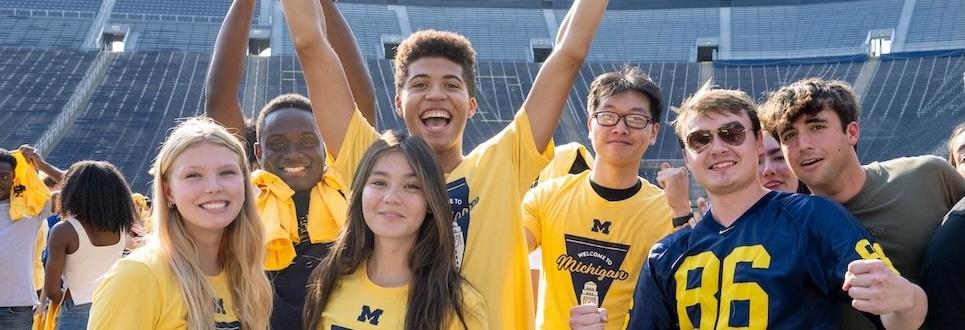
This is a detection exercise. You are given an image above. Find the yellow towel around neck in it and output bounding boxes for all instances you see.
[252,169,347,271]
[9,151,51,221]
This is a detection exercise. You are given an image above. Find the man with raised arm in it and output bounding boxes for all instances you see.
[203,1,378,328]
[282,0,609,327]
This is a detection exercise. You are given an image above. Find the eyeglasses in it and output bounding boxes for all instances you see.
[685,123,751,153]
[591,111,653,129]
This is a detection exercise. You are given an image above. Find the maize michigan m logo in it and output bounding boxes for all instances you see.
[357,305,384,325]
[591,219,611,234]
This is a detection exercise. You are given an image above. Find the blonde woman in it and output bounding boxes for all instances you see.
[88,117,272,329]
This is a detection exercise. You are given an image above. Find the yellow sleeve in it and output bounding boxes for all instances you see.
[521,186,543,247]
[89,258,163,329]
[508,110,555,193]
[33,223,48,291]
[330,108,381,189]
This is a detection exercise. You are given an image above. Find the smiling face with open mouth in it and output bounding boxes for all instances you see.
[778,107,859,192]
[395,57,477,160]
[682,111,763,195]
[257,108,327,193]
[164,143,247,238]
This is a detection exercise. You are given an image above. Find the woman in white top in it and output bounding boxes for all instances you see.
[43,160,136,329]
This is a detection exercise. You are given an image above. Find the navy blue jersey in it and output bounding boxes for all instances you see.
[626,191,894,329]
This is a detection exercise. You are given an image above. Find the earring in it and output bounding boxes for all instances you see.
[167,201,175,209]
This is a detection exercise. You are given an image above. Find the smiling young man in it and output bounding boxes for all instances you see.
[573,85,927,329]
[203,0,379,328]
[758,78,965,329]
[282,0,609,327]
[522,67,688,330]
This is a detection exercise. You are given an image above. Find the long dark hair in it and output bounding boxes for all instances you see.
[304,130,474,329]
[59,160,135,233]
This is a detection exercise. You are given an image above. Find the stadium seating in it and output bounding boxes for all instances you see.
[47,51,210,191]
[0,13,93,49]
[729,0,903,58]
[113,0,233,17]
[562,7,719,62]
[1,0,963,192]
[0,0,101,12]
[858,51,965,162]
[0,47,96,147]
[110,19,223,52]
[713,58,865,100]
[904,0,965,49]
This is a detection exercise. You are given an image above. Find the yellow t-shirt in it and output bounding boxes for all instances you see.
[522,171,674,330]
[331,109,553,329]
[320,263,487,329]
[88,248,241,329]
[33,222,48,291]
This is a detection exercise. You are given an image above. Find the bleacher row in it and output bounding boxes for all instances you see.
[2,46,962,192]
[1,1,963,60]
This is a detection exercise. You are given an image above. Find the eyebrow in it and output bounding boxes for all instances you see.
[265,132,318,139]
[803,114,830,124]
[765,148,784,157]
[184,164,238,171]
[408,74,464,83]
[601,104,649,114]
[370,170,418,178]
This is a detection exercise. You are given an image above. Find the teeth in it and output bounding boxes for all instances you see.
[420,110,451,120]
[283,167,306,173]
[711,161,737,169]
[201,201,227,210]
[801,159,819,166]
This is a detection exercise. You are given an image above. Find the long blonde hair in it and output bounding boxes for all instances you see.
[150,117,272,329]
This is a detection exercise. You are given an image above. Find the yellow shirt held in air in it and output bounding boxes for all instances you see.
[319,262,487,329]
[331,109,553,330]
[523,171,674,330]
[88,247,241,329]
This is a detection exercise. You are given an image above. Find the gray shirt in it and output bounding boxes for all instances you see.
[839,156,965,329]
[0,200,49,307]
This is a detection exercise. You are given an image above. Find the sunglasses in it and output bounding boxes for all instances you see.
[685,123,751,153]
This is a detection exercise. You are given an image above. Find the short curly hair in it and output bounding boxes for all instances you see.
[758,77,859,140]
[393,30,477,98]
[254,93,313,142]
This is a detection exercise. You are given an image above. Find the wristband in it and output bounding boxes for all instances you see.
[672,214,692,227]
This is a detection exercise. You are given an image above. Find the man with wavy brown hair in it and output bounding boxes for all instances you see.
[759,77,965,329]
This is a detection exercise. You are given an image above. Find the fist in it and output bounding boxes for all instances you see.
[843,259,913,315]
[570,304,608,330]
[657,162,691,212]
